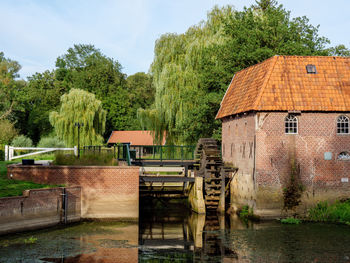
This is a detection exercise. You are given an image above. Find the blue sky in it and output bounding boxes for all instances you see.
[1,0,349,79]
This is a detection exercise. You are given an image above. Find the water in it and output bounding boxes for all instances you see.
[1,200,350,262]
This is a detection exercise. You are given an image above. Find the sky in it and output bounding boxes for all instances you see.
[1,0,350,79]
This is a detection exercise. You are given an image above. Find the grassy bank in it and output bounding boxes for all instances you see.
[308,200,350,225]
[0,161,59,198]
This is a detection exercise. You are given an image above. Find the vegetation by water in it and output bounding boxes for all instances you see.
[0,161,58,198]
[308,200,350,225]
[281,217,302,224]
[53,152,117,166]
[238,205,260,222]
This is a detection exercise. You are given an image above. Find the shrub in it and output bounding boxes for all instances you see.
[281,217,301,224]
[308,200,350,224]
[53,152,117,166]
[37,137,65,148]
[238,205,260,222]
[11,135,33,147]
[0,119,17,145]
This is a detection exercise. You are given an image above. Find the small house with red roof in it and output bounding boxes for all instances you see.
[216,55,350,218]
[107,130,166,159]
[107,130,165,146]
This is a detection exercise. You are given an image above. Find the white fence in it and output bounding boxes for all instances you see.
[4,145,78,161]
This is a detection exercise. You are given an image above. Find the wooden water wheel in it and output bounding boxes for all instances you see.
[194,138,224,211]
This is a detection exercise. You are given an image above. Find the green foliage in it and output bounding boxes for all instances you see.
[126,72,154,129]
[11,135,33,147]
[238,205,260,222]
[308,200,350,224]
[49,89,106,147]
[140,2,346,144]
[16,71,65,144]
[0,161,58,197]
[0,119,18,145]
[55,44,130,137]
[283,159,303,211]
[23,236,37,244]
[37,136,65,148]
[53,152,117,166]
[0,52,23,121]
[139,6,233,144]
[328,44,350,57]
[281,217,301,224]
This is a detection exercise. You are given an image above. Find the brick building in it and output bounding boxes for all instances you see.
[216,55,350,218]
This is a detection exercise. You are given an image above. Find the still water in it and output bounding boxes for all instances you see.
[1,199,350,262]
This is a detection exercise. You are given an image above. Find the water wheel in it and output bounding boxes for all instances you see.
[194,138,224,211]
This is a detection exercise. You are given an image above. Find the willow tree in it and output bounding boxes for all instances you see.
[49,89,106,147]
[140,1,347,145]
[138,6,234,144]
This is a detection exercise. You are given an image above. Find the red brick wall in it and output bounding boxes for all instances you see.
[222,111,350,217]
[222,113,256,209]
[7,165,139,219]
[255,112,350,215]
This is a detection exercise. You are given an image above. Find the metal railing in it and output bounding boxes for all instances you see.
[116,144,196,161]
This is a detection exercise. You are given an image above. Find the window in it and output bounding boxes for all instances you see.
[337,115,349,134]
[338,152,350,160]
[285,115,298,134]
[306,64,317,74]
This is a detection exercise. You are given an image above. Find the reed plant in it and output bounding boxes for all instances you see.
[308,200,350,224]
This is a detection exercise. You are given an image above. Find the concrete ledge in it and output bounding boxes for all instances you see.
[0,187,81,235]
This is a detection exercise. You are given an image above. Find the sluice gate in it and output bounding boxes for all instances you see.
[135,138,238,214]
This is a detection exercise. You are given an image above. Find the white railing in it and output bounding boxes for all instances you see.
[4,145,78,161]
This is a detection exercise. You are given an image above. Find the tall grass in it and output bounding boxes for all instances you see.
[53,152,117,166]
[308,200,350,224]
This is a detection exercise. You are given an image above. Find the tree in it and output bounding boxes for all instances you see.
[55,44,128,138]
[0,52,22,121]
[49,89,107,147]
[138,6,234,144]
[0,119,17,145]
[15,70,66,144]
[126,72,154,129]
[140,2,348,144]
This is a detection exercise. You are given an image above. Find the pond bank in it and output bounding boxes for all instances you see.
[0,187,81,235]
[2,200,350,262]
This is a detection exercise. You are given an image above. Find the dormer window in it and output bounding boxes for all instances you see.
[285,115,298,134]
[306,64,317,74]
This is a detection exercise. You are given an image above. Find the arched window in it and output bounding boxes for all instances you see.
[338,152,350,160]
[285,115,298,134]
[337,115,349,134]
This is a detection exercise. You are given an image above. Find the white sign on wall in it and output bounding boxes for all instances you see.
[341,178,349,183]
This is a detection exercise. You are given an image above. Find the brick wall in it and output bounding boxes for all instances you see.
[7,165,139,220]
[255,112,350,216]
[223,111,350,217]
[0,187,81,235]
[222,113,256,209]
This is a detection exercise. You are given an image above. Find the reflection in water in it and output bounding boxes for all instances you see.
[0,222,139,263]
[139,199,350,262]
[2,200,350,262]
[138,198,239,262]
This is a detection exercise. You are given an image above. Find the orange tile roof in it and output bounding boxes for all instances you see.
[216,55,350,119]
[107,130,165,145]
